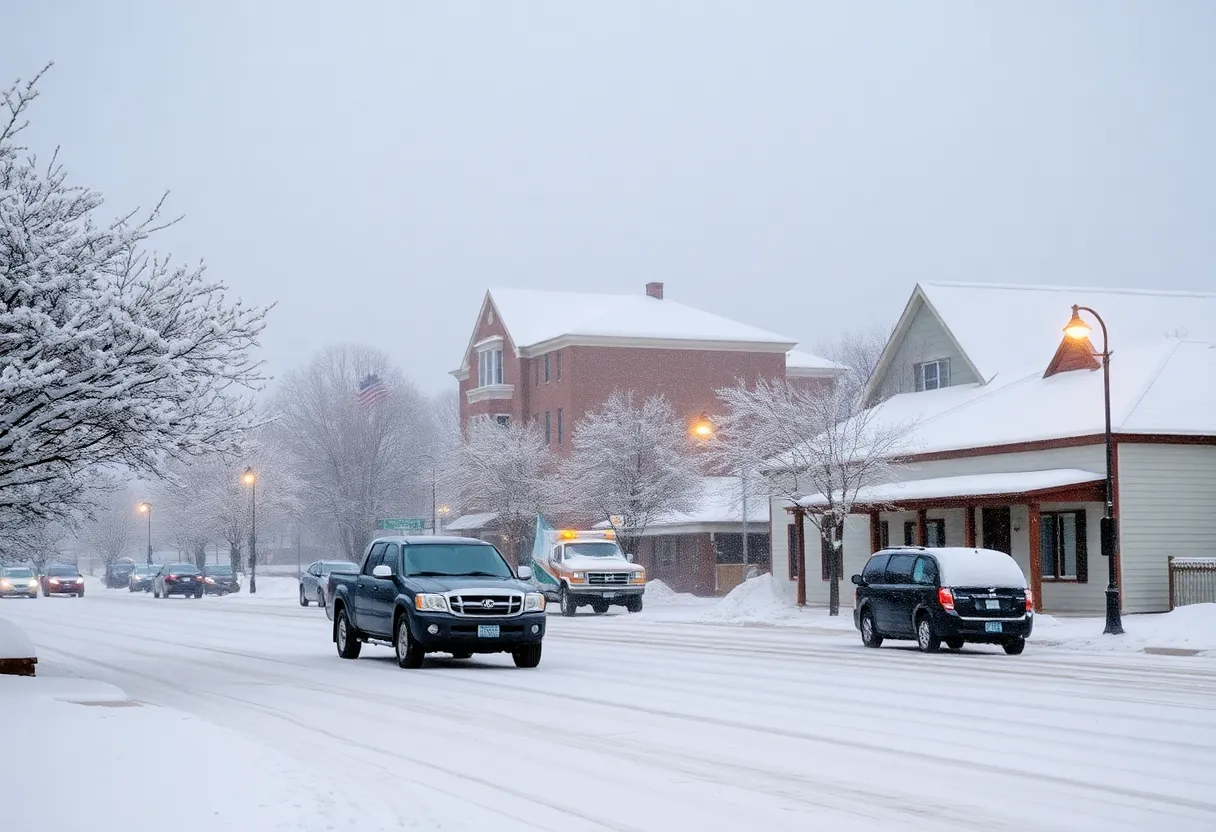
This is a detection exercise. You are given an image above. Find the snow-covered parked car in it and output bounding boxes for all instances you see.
[851,546,1034,655]
[300,560,358,608]
[532,529,646,616]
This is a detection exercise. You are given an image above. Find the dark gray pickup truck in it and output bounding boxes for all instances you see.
[327,535,547,668]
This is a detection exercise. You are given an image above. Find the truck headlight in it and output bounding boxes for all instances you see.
[631,570,646,583]
[571,572,585,581]
[414,594,449,612]
[524,593,546,612]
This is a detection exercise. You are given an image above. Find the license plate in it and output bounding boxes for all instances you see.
[985,621,1003,633]
[603,592,616,599]
[984,599,1000,610]
[477,625,500,639]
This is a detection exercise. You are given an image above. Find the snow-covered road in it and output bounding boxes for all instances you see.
[6,588,1216,831]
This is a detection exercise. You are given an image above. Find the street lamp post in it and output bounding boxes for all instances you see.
[243,468,258,595]
[689,414,749,570]
[437,505,451,536]
[1064,305,1124,635]
[138,503,153,565]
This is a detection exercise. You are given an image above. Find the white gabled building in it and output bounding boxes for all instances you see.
[769,282,1216,615]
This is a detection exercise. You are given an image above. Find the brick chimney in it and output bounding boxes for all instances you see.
[645,281,664,300]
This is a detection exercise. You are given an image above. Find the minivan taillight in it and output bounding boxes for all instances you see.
[1025,589,1034,612]
[938,587,955,611]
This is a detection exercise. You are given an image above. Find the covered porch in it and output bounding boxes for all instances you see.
[795,469,1111,614]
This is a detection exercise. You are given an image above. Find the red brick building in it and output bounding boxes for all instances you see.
[451,282,841,442]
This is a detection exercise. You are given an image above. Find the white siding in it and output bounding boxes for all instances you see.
[872,297,980,403]
[1117,444,1216,613]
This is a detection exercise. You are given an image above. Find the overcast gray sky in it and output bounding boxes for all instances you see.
[7,1,1215,393]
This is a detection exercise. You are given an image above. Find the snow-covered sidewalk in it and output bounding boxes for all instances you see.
[0,671,399,832]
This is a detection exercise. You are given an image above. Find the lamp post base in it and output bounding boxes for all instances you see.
[1103,585,1124,635]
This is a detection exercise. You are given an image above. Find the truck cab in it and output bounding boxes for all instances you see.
[534,530,646,616]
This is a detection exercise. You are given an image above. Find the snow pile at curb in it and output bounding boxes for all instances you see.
[0,675,402,831]
[221,575,300,602]
[0,614,36,659]
[644,579,703,605]
[1032,602,1216,654]
[696,574,856,631]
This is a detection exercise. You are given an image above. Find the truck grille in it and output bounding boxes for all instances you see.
[447,593,524,617]
[588,573,629,586]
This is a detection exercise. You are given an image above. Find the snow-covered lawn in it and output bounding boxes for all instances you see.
[4,579,1216,830]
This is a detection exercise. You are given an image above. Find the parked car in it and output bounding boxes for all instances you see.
[154,563,203,599]
[202,564,240,595]
[299,560,358,607]
[852,546,1033,655]
[105,557,137,589]
[41,564,85,597]
[128,564,158,593]
[0,567,40,598]
[327,536,546,669]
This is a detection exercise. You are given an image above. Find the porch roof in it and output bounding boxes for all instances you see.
[794,468,1104,511]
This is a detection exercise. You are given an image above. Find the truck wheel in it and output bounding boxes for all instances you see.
[590,601,609,615]
[299,585,309,607]
[625,596,643,613]
[335,609,362,659]
[513,642,542,668]
[395,615,424,669]
[559,587,577,617]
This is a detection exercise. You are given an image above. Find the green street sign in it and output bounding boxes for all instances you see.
[382,518,425,531]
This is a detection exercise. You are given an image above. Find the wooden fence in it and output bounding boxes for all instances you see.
[1168,557,1216,610]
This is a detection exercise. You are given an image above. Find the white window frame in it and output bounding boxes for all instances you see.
[477,347,503,388]
[915,358,950,391]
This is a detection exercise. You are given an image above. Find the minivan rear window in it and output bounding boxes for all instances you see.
[885,553,917,584]
[912,556,939,586]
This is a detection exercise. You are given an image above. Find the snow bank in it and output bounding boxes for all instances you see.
[693,574,856,631]
[0,614,36,659]
[644,579,703,605]
[0,676,400,831]
[1032,603,1216,654]
[218,575,301,603]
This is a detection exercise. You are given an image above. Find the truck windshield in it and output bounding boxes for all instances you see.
[403,545,513,579]
[565,542,624,558]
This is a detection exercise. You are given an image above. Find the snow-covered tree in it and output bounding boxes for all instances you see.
[713,377,913,614]
[268,346,430,562]
[559,392,703,558]
[79,482,139,573]
[444,418,553,565]
[815,322,894,406]
[0,520,67,573]
[0,68,271,535]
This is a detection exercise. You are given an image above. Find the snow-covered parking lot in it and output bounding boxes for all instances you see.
[3,580,1216,832]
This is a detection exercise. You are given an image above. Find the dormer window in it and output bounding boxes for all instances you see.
[477,347,503,387]
[914,359,950,391]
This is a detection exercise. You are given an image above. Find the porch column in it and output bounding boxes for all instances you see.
[869,510,882,553]
[793,507,807,607]
[963,505,977,548]
[1027,501,1043,613]
[916,509,928,546]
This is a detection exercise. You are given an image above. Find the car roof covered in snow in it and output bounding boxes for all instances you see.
[881,546,1028,589]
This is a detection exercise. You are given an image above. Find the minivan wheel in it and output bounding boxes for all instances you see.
[1003,637,1026,656]
[916,616,941,653]
[860,610,883,648]
[945,637,965,651]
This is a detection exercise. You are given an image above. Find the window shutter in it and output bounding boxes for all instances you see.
[1075,510,1088,583]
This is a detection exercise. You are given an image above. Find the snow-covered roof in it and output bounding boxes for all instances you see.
[796,469,1102,508]
[443,512,499,532]
[786,348,847,375]
[593,476,771,533]
[918,281,1216,383]
[855,338,1216,455]
[486,288,797,353]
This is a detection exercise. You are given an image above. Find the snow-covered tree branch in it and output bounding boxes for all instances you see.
[79,482,139,571]
[0,69,272,532]
[558,392,703,557]
[443,418,553,565]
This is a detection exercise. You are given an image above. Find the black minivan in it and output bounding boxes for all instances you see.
[852,546,1033,655]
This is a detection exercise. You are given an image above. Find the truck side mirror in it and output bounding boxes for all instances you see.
[517,565,533,581]
[372,564,392,579]
[625,552,634,563]
[850,574,865,586]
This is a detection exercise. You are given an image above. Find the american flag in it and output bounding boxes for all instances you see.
[356,374,390,408]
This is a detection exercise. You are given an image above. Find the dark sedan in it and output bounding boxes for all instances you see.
[128,564,158,593]
[41,565,85,597]
[202,564,241,595]
[154,563,203,599]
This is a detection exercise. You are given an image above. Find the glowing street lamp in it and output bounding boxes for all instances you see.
[138,502,153,565]
[690,413,715,440]
[243,468,257,594]
[688,412,751,569]
[1063,304,1123,635]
